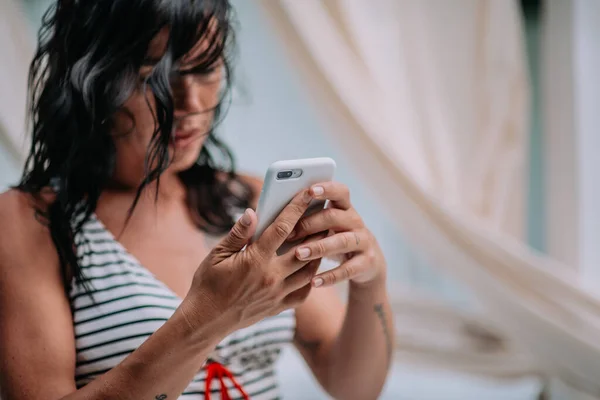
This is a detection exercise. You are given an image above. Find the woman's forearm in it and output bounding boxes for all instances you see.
[326,279,395,400]
[61,299,228,400]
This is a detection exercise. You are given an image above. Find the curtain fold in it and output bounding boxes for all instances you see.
[259,0,600,395]
[271,0,526,237]
[0,0,33,163]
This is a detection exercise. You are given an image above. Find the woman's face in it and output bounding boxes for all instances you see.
[110,27,223,184]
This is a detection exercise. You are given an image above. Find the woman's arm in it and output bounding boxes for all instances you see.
[241,176,394,399]
[285,181,395,400]
[0,186,323,400]
[0,191,227,400]
[294,281,394,400]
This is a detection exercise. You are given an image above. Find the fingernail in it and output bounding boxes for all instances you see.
[313,277,324,287]
[240,209,252,226]
[303,190,312,204]
[296,247,311,259]
[312,186,324,196]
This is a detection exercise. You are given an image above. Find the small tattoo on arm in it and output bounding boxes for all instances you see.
[155,395,167,400]
[374,303,393,363]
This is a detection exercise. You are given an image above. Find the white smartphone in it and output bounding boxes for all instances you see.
[252,157,337,255]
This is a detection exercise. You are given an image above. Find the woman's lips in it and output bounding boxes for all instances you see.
[173,129,202,148]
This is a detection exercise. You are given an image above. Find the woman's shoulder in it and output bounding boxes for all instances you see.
[0,186,55,221]
[216,171,263,209]
[237,173,263,206]
[0,188,58,264]
[0,188,66,302]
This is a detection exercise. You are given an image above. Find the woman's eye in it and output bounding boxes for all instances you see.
[202,66,218,75]
[188,65,219,79]
[170,66,221,85]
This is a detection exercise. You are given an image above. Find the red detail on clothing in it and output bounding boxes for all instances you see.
[204,362,250,400]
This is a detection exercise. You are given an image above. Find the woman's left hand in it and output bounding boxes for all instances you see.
[287,181,386,288]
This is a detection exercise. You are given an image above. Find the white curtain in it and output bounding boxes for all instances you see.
[259,0,600,396]
[0,0,33,163]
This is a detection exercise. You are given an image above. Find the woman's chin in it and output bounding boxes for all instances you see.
[169,143,203,172]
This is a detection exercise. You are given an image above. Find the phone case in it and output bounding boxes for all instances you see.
[252,157,336,254]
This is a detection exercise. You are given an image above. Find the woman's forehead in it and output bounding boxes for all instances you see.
[146,28,169,59]
[145,19,220,66]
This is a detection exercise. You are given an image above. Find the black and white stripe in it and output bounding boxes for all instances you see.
[71,214,295,399]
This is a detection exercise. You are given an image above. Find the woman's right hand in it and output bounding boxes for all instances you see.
[182,189,319,334]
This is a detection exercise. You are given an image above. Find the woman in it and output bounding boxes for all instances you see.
[0,0,393,399]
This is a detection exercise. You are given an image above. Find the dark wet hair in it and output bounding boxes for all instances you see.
[17,0,253,296]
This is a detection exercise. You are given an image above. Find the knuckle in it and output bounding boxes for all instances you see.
[340,233,351,249]
[274,221,293,239]
[323,207,337,223]
[229,224,244,239]
[315,241,327,256]
[299,217,312,233]
[288,203,306,217]
[344,264,354,280]
[322,272,336,286]
[260,273,278,290]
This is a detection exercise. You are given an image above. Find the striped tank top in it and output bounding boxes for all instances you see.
[70,213,296,399]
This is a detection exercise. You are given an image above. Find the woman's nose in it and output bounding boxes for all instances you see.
[173,76,206,115]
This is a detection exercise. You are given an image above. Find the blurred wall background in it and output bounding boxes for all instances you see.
[3,0,598,399]
[0,143,18,190]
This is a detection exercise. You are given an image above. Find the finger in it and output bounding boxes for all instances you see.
[275,248,313,278]
[287,227,329,246]
[309,181,351,210]
[269,231,327,278]
[281,283,312,309]
[312,255,365,288]
[287,208,362,242]
[253,189,313,257]
[213,208,257,257]
[284,259,321,292]
[295,230,370,261]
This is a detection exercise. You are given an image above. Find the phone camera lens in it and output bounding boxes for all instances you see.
[277,170,293,179]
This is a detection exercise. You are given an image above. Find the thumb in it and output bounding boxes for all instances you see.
[216,208,257,255]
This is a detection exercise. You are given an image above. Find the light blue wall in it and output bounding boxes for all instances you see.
[0,140,19,190]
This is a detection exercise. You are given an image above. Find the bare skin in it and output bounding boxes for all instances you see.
[0,27,393,400]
